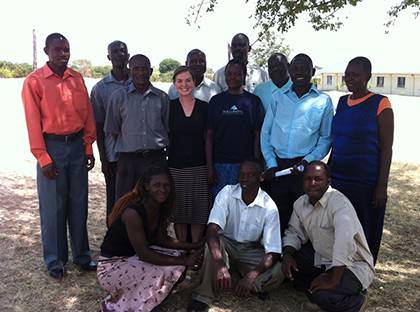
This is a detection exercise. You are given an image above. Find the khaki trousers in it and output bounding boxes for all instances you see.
[193,236,284,305]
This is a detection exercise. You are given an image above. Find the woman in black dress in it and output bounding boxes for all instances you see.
[168,66,210,245]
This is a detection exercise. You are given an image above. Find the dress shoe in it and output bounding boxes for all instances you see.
[76,260,97,271]
[48,268,64,279]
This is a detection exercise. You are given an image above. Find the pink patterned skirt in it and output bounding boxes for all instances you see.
[97,246,185,312]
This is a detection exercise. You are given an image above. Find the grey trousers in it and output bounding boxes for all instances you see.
[193,236,284,305]
[37,137,91,272]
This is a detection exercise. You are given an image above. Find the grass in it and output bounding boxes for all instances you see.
[0,161,419,312]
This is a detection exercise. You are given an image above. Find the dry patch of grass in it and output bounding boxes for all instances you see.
[0,162,419,311]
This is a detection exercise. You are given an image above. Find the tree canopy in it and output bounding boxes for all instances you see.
[187,0,420,34]
[159,58,181,73]
[250,30,291,67]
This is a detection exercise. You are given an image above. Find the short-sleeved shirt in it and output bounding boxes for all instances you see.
[90,73,131,162]
[168,98,208,168]
[208,184,282,254]
[168,77,220,103]
[283,186,375,290]
[208,91,263,163]
[104,82,170,152]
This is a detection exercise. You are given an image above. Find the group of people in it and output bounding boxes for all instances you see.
[21,31,394,312]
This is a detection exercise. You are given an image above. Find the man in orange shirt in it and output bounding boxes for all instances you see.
[22,33,97,279]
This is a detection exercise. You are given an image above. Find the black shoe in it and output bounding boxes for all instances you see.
[76,260,97,271]
[48,268,64,279]
[187,300,209,312]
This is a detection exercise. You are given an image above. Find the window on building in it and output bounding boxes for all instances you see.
[397,77,406,88]
[376,76,384,87]
[326,75,332,85]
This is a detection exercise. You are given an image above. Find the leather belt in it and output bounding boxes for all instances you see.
[44,130,83,143]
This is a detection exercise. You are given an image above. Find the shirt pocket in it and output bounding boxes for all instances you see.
[245,222,263,242]
[302,106,323,133]
[72,91,88,120]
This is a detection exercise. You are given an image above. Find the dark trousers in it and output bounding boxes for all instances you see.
[269,157,304,235]
[331,181,385,264]
[37,137,92,272]
[292,243,365,312]
[104,161,117,216]
[115,151,167,200]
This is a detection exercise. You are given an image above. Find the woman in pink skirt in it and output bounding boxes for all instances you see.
[97,166,203,312]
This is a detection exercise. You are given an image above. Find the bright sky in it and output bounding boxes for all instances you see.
[1,0,419,73]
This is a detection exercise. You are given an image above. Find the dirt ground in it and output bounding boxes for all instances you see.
[0,161,419,312]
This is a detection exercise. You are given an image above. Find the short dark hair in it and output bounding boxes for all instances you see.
[348,56,372,74]
[129,54,151,67]
[241,158,263,174]
[232,33,250,46]
[45,33,67,47]
[303,160,331,178]
[172,66,195,83]
[224,59,247,78]
[186,49,205,61]
[291,53,313,68]
[107,40,127,53]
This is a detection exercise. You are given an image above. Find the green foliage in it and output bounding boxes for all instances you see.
[0,61,33,78]
[71,59,93,77]
[187,0,420,34]
[250,30,291,68]
[159,58,181,74]
[90,65,112,78]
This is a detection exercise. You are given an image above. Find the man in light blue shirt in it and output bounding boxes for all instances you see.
[254,52,292,112]
[168,49,220,103]
[261,53,334,234]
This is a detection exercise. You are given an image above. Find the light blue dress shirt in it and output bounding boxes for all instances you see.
[254,79,292,112]
[261,84,334,168]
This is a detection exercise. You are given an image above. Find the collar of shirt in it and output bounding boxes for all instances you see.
[285,82,319,98]
[127,82,160,96]
[303,186,334,210]
[42,63,77,79]
[230,184,266,208]
[271,79,292,95]
[103,73,131,85]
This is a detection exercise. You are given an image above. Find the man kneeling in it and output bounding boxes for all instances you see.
[282,161,374,312]
[188,160,283,311]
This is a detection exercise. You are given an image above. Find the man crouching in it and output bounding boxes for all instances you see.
[282,161,374,311]
[187,159,283,311]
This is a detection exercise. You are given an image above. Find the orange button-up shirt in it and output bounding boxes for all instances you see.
[22,64,96,167]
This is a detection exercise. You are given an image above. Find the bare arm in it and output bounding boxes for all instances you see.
[207,223,231,289]
[373,109,394,208]
[121,209,198,266]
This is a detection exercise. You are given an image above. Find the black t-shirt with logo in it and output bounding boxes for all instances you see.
[208,90,263,163]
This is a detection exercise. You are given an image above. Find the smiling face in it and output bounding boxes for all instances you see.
[108,41,129,69]
[344,61,370,93]
[145,173,171,204]
[44,37,70,70]
[289,55,314,89]
[303,164,330,205]
[129,56,152,89]
[174,70,194,97]
[225,62,245,91]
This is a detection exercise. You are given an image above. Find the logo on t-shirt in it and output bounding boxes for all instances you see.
[222,105,243,115]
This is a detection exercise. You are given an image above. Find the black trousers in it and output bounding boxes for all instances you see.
[104,161,117,216]
[268,157,304,235]
[115,151,167,200]
[292,243,365,312]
